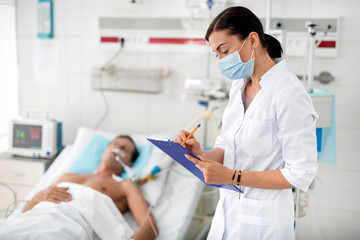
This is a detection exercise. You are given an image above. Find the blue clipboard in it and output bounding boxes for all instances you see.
[147,138,240,192]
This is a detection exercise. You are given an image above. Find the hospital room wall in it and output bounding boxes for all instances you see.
[16,0,223,143]
[15,0,360,238]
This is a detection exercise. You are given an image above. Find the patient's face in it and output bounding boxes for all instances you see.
[102,137,136,173]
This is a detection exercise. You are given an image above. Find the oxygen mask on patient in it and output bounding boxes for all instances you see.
[111,148,137,181]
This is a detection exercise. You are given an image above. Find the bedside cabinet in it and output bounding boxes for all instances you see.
[0,153,54,218]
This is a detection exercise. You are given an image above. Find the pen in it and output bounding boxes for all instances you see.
[181,124,201,146]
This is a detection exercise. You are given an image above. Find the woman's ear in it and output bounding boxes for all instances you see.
[248,31,260,49]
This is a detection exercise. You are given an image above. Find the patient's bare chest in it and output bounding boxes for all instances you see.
[59,173,122,201]
[82,176,122,201]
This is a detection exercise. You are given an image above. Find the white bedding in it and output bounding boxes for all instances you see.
[0,182,134,240]
[5,127,205,240]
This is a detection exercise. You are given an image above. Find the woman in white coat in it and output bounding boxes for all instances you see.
[175,6,318,240]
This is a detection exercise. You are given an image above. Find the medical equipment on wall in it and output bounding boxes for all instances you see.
[99,17,208,53]
[91,36,170,94]
[262,17,339,58]
[8,110,62,158]
[182,2,229,106]
[303,22,336,91]
[112,148,137,181]
[183,77,228,102]
[291,21,336,89]
[91,66,170,94]
[182,0,229,104]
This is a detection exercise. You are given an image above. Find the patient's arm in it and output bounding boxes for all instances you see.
[23,186,72,213]
[118,181,159,240]
[23,172,88,212]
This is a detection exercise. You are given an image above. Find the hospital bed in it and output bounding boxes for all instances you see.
[7,126,206,239]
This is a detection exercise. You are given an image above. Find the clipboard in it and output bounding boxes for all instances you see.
[147,138,240,192]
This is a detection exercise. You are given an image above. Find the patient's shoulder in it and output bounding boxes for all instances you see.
[61,172,78,178]
[118,180,137,187]
[116,180,140,193]
[59,172,80,180]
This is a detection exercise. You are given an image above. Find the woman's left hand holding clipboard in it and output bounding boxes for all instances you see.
[175,129,233,186]
[185,154,233,185]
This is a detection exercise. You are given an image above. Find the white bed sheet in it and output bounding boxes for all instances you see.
[3,182,134,240]
[10,127,205,240]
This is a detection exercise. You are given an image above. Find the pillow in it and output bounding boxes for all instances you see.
[121,144,153,179]
[69,134,154,180]
[69,135,111,174]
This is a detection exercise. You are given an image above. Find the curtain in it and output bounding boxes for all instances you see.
[0,2,18,153]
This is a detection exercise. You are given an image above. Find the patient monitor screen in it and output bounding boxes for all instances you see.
[13,124,42,149]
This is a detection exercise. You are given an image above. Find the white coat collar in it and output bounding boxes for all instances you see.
[241,58,286,89]
[237,59,286,118]
[259,58,286,88]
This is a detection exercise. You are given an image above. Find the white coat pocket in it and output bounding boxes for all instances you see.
[237,196,279,240]
[242,118,273,156]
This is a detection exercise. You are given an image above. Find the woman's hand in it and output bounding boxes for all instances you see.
[41,186,72,203]
[174,130,203,157]
[185,154,233,185]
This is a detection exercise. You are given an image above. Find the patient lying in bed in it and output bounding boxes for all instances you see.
[0,135,158,240]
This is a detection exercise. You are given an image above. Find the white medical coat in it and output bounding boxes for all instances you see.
[207,59,318,240]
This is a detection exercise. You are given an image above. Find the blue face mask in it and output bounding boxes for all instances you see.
[216,38,255,80]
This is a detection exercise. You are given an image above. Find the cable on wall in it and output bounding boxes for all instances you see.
[94,38,125,130]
